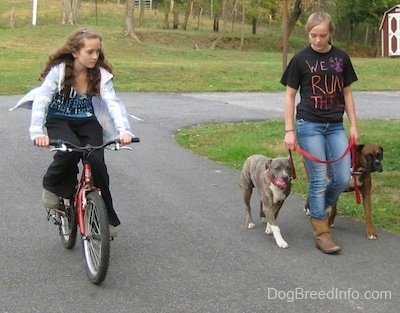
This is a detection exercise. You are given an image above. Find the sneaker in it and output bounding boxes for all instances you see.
[109,225,118,238]
[42,188,59,209]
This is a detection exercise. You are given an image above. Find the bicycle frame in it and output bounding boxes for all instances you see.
[48,138,136,236]
[75,160,99,236]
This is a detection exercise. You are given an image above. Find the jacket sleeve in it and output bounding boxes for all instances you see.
[99,78,134,137]
[29,66,61,140]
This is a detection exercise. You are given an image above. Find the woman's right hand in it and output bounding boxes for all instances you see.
[284,130,296,151]
[34,135,50,147]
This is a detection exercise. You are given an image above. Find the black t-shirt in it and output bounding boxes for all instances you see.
[280,45,358,123]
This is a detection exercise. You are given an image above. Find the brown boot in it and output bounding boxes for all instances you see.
[310,217,341,254]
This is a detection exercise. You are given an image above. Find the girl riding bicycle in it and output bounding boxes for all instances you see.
[30,28,134,234]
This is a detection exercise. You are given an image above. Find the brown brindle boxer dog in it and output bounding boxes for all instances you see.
[304,144,383,239]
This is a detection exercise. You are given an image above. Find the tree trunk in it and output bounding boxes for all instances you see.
[61,0,70,24]
[287,0,301,38]
[182,2,192,30]
[124,0,140,41]
[61,0,81,25]
[282,0,289,70]
[173,11,179,29]
[231,0,238,32]
[239,0,245,50]
[252,18,256,35]
[139,0,145,27]
[364,24,369,45]
[71,0,81,25]
[213,15,219,32]
[197,4,203,30]
[222,0,228,32]
[163,0,170,29]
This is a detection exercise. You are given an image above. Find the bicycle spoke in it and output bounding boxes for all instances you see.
[82,192,109,284]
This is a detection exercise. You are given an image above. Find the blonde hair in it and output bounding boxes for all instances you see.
[305,11,334,34]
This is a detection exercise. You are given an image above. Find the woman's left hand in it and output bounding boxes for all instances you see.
[349,126,358,144]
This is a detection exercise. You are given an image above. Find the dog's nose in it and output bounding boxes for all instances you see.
[373,160,383,172]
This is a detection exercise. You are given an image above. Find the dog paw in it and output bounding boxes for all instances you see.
[276,238,289,249]
[303,207,310,216]
[367,234,378,240]
[265,223,272,235]
[329,223,335,228]
[247,223,256,229]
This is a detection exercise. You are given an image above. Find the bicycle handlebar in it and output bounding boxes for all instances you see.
[48,137,140,153]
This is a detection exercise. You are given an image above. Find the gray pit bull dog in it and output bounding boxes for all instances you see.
[240,155,293,248]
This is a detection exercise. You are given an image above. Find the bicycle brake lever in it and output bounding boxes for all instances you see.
[50,144,68,152]
[121,146,133,151]
[110,144,132,151]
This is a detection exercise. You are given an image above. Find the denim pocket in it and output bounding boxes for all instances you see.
[295,119,308,136]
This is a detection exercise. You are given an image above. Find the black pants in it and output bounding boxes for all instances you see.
[43,118,120,226]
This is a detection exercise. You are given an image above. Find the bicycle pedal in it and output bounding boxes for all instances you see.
[51,216,61,226]
[46,209,61,225]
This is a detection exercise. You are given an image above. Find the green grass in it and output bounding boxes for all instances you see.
[1,1,399,234]
[1,1,400,94]
[174,120,400,235]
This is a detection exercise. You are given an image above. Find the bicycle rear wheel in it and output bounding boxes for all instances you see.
[82,191,110,285]
[58,198,77,249]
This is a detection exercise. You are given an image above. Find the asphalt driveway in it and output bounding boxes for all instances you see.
[1,91,399,313]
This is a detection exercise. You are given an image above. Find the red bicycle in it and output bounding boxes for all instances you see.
[46,137,139,284]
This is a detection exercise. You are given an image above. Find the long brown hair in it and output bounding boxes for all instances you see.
[40,28,113,97]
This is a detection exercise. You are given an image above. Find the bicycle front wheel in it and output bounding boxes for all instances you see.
[82,191,110,285]
[58,198,77,249]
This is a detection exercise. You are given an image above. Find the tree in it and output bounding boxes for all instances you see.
[239,0,246,50]
[182,2,194,30]
[287,0,301,38]
[61,0,81,25]
[124,0,141,40]
[163,0,170,29]
[334,0,398,45]
[139,0,145,27]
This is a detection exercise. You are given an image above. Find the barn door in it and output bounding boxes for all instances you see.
[388,12,400,56]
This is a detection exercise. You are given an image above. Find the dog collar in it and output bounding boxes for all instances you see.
[352,167,366,175]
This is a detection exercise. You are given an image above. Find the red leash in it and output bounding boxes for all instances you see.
[289,137,361,204]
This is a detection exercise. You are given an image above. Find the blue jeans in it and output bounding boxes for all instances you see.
[296,120,351,220]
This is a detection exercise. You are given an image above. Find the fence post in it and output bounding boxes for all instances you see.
[10,6,16,28]
[32,0,38,25]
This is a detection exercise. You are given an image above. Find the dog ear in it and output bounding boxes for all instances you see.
[356,144,365,154]
[265,159,272,169]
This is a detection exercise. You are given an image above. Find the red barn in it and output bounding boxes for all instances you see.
[380,5,400,57]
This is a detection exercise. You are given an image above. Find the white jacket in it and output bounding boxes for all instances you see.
[10,63,134,142]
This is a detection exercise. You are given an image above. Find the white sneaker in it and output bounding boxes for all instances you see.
[109,225,118,238]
